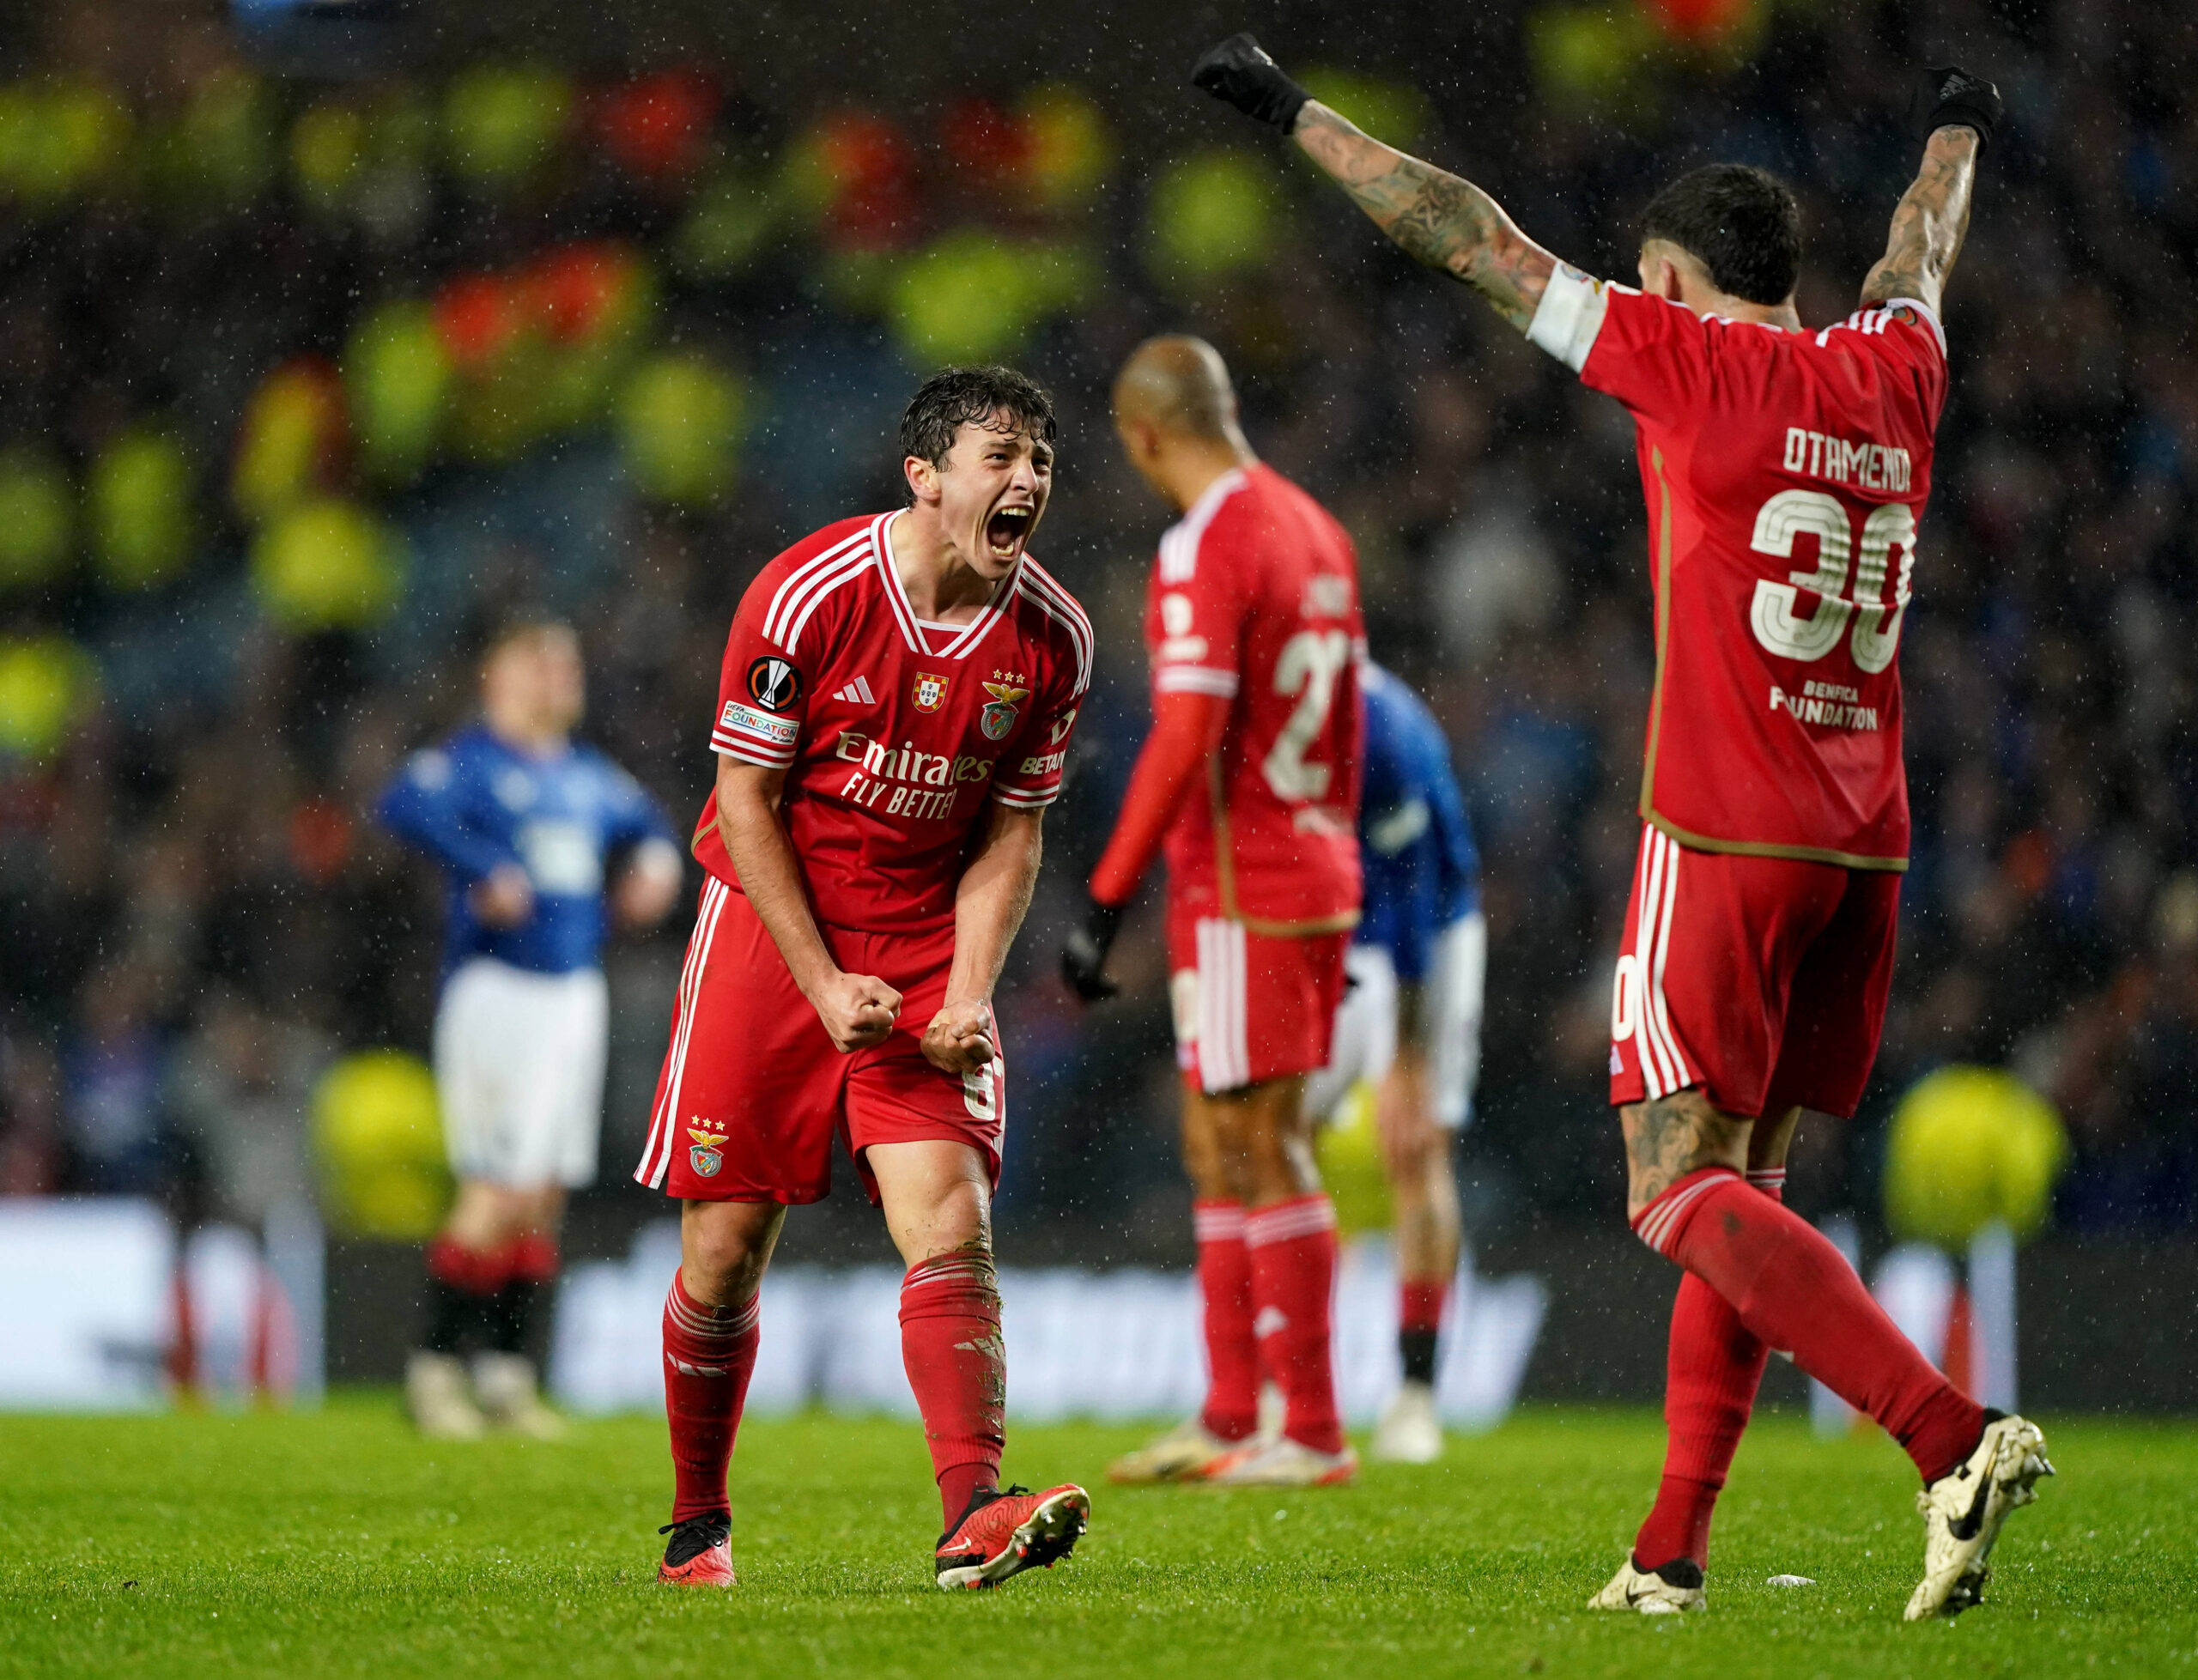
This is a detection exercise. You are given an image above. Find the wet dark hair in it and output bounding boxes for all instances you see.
[897,366,1057,499]
[1641,164,1801,306]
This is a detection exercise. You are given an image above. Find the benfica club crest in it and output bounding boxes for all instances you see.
[980,682,1029,742]
[687,1123,727,1179]
[911,671,949,713]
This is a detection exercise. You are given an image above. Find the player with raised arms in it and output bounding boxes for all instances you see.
[1300,659,1484,1465]
[1064,336,1364,1489]
[1192,36,2050,1617]
[634,367,1095,1591]
[378,614,684,1440]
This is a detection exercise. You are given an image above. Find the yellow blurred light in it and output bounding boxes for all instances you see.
[443,64,571,193]
[1314,1079,1395,1236]
[347,300,452,486]
[1017,84,1112,209]
[233,362,345,525]
[252,497,406,631]
[617,354,745,506]
[888,229,1047,366]
[291,99,367,211]
[90,428,194,591]
[0,80,131,209]
[0,634,98,762]
[161,68,276,208]
[1884,1064,2069,1247]
[1146,149,1283,284]
[675,171,779,278]
[0,448,75,589]
[1296,68,1432,152]
[1527,4,1661,114]
[311,1050,452,1240]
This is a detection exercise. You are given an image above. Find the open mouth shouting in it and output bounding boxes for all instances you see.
[985,501,1035,561]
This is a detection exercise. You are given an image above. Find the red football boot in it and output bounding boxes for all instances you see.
[934,1483,1091,1591]
[657,1513,735,1586]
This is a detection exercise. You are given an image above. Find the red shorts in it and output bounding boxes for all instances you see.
[1166,901,1349,1095]
[632,878,1005,1204]
[1610,824,1898,1120]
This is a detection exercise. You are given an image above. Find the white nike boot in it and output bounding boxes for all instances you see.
[1904,1412,2053,1620]
[472,1352,568,1440]
[1371,1380,1443,1464]
[1588,1555,1706,1614]
[1106,1416,1240,1484]
[406,1350,486,1440]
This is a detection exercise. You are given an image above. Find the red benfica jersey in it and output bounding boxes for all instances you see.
[1147,463,1363,931]
[698,512,1092,932]
[1529,267,1947,869]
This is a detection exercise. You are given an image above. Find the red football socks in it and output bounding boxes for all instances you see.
[1194,1200,1260,1442]
[899,1252,1006,1531]
[1399,1278,1448,1338]
[1245,1193,1345,1456]
[1636,1167,1984,1485]
[662,1271,761,1524]
[1633,1168,1782,1569]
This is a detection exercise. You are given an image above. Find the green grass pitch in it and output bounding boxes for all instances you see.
[1,1398,2191,1678]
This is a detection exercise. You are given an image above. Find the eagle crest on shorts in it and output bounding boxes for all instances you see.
[687,1123,727,1179]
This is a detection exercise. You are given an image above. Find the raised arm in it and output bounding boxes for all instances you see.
[1192,34,1557,332]
[1859,127,1979,316]
[1861,67,2002,315]
[1291,102,1557,332]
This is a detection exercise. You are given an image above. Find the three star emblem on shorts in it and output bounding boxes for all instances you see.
[687,1123,727,1179]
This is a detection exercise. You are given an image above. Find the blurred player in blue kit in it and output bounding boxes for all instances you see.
[1302,661,1484,1464]
[378,615,683,1438]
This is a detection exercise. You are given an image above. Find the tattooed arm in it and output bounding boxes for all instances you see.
[1291,101,1558,334]
[1859,125,1979,316]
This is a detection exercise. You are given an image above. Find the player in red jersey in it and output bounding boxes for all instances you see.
[635,367,1094,1591]
[1062,336,1363,1489]
[1196,39,2051,1616]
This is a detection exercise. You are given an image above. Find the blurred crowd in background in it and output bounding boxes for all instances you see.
[0,0,2192,1259]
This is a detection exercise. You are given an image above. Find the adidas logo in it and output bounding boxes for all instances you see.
[835,676,877,705]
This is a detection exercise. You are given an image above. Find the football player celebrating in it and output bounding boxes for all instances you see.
[1193,39,2050,1618]
[1301,660,1483,1465]
[634,367,1095,1591]
[1065,336,1364,1489]
[378,614,684,1440]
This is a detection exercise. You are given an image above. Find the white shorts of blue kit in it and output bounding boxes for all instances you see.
[433,956,610,1189]
[1302,910,1485,1131]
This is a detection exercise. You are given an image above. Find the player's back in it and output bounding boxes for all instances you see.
[1357,664,1478,975]
[1146,462,1363,931]
[1534,275,1948,869]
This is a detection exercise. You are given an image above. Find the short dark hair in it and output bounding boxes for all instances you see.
[898,366,1057,494]
[1641,164,1801,306]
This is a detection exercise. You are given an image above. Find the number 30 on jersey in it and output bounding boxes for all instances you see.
[1748,489,1916,675]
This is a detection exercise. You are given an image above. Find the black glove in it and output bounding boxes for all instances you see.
[1060,900,1124,1002]
[1191,33,1311,135]
[1918,64,2003,153]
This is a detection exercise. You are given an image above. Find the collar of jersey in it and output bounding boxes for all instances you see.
[871,510,1017,661]
[1175,464,1249,534]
